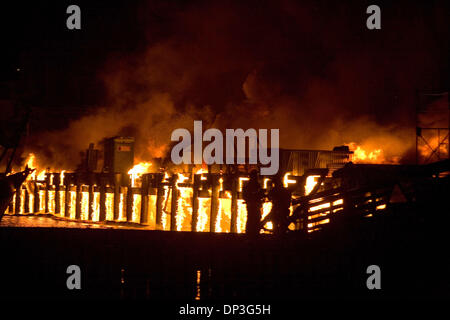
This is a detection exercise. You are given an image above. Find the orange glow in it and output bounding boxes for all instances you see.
[92,192,100,221]
[128,162,152,187]
[305,175,319,195]
[69,191,76,219]
[105,193,114,221]
[24,153,37,181]
[48,190,55,214]
[238,177,249,192]
[176,174,193,231]
[58,191,65,216]
[132,194,141,222]
[36,170,47,181]
[81,191,89,220]
[347,142,385,164]
[60,170,65,186]
[418,136,449,160]
[236,199,247,233]
[283,172,296,188]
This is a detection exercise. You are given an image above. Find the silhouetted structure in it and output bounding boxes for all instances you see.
[242,170,264,236]
[263,175,291,235]
[0,166,34,221]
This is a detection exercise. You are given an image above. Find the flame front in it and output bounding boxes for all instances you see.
[128,162,152,187]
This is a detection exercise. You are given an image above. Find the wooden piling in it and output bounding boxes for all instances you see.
[155,173,164,230]
[191,174,200,232]
[126,186,133,222]
[14,186,21,215]
[44,173,50,213]
[114,173,121,221]
[170,174,178,231]
[210,175,220,232]
[55,174,60,214]
[98,175,107,222]
[75,176,82,220]
[230,175,238,233]
[140,174,149,225]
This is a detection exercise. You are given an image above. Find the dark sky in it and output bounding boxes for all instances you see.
[1,0,449,167]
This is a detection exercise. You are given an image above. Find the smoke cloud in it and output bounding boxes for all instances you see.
[23,0,449,169]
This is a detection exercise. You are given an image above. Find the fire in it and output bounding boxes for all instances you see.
[196,198,210,232]
[128,162,152,187]
[60,170,65,186]
[58,191,65,216]
[38,190,45,212]
[347,142,384,164]
[305,175,320,195]
[105,193,114,220]
[48,191,55,214]
[29,193,35,214]
[25,153,36,180]
[283,172,296,188]
[81,190,89,220]
[69,190,76,219]
[236,199,247,233]
[176,173,192,231]
[161,185,170,230]
[216,191,232,233]
[238,177,249,192]
[132,194,141,222]
[418,136,449,160]
[92,191,100,221]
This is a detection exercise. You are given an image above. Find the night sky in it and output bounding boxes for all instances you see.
[1,0,449,168]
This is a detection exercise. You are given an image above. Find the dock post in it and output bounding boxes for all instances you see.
[155,173,164,229]
[75,174,82,220]
[210,175,220,232]
[170,174,178,231]
[114,173,121,221]
[191,174,200,232]
[140,174,149,224]
[230,175,238,233]
[98,174,107,222]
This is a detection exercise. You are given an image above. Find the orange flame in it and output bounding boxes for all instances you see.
[128,162,152,187]
[347,142,385,164]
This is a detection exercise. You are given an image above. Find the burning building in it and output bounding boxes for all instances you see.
[4,143,356,233]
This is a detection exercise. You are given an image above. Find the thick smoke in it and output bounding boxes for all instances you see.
[24,0,448,169]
